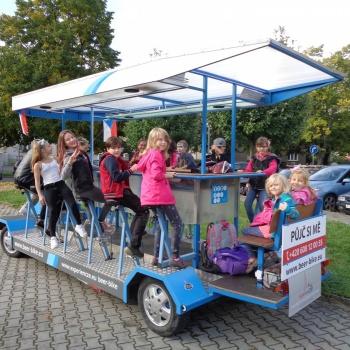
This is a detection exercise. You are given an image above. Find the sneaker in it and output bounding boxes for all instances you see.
[169,258,186,269]
[246,258,258,274]
[124,245,144,259]
[50,237,59,249]
[19,204,28,216]
[100,221,115,234]
[36,220,46,230]
[75,224,87,238]
[84,219,91,225]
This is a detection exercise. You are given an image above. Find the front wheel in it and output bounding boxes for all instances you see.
[137,277,190,336]
[0,226,23,258]
[323,194,337,211]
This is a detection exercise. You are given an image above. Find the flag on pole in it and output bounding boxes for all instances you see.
[103,120,117,141]
[19,110,28,135]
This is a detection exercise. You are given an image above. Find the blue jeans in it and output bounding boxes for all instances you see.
[244,188,268,223]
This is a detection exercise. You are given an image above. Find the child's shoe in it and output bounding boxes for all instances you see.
[245,258,258,274]
[18,204,28,216]
[50,237,59,249]
[169,257,186,269]
[151,257,159,266]
[100,221,115,234]
[75,224,87,237]
[124,245,144,259]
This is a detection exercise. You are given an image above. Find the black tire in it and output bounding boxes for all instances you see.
[137,277,190,336]
[0,226,23,258]
[323,194,337,211]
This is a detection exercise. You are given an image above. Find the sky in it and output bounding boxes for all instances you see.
[0,0,349,68]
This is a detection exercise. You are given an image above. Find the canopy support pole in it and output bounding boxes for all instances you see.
[200,76,208,174]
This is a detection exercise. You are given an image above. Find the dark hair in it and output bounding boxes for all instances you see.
[105,136,122,149]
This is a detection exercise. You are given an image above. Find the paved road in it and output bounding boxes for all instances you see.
[1,204,350,349]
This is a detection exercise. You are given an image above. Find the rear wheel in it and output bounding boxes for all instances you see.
[0,226,23,258]
[323,194,337,211]
[137,277,190,336]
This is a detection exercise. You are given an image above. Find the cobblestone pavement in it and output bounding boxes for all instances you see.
[1,203,350,349]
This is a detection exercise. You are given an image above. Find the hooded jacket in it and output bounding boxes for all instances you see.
[137,148,175,206]
[246,152,279,190]
[291,188,318,205]
[14,150,35,186]
[61,150,94,194]
[99,152,132,199]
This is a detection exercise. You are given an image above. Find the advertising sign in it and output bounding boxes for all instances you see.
[281,215,326,280]
[288,264,321,317]
[211,184,228,204]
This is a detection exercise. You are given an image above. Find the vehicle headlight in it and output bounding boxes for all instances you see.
[338,196,345,201]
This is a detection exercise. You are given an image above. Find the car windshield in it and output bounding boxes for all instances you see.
[309,167,347,181]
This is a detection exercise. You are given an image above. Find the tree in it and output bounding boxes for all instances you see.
[122,115,202,154]
[208,95,310,156]
[0,0,120,147]
[302,45,350,164]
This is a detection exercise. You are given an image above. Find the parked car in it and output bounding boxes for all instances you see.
[280,165,324,179]
[309,165,350,211]
[336,183,350,215]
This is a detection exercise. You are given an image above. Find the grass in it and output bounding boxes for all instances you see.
[1,184,349,299]
[1,172,14,177]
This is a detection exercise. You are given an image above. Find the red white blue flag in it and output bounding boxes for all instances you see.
[19,109,28,135]
[103,120,117,141]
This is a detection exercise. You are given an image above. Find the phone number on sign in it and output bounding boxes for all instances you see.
[283,236,326,263]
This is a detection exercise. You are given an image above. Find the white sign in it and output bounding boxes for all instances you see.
[281,215,326,280]
[288,264,321,317]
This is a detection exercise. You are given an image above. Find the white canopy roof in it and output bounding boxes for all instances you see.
[12,39,344,122]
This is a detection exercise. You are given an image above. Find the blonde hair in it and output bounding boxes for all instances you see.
[77,137,89,146]
[144,128,170,158]
[31,139,45,170]
[265,173,290,197]
[290,169,318,199]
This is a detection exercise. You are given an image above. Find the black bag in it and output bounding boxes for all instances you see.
[199,241,221,273]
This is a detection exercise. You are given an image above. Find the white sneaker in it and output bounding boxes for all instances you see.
[51,237,59,249]
[19,203,28,216]
[75,224,87,237]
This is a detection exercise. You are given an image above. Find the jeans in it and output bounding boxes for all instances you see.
[244,188,268,223]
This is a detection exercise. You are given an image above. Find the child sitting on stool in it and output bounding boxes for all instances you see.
[99,136,149,258]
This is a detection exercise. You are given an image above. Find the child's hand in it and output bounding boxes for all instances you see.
[130,164,138,172]
[39,194,46,206]
[279,202,288,211]
[68,148,80,164]
[165,172,175,179]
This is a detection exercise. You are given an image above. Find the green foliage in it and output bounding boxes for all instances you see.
[207,95,310,156]
[122,115,202,154]
[0,0,120,147]
[301,45,350,165]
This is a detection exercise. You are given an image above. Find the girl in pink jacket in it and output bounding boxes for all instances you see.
[290,168,318,205]
[137,128,185,269]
